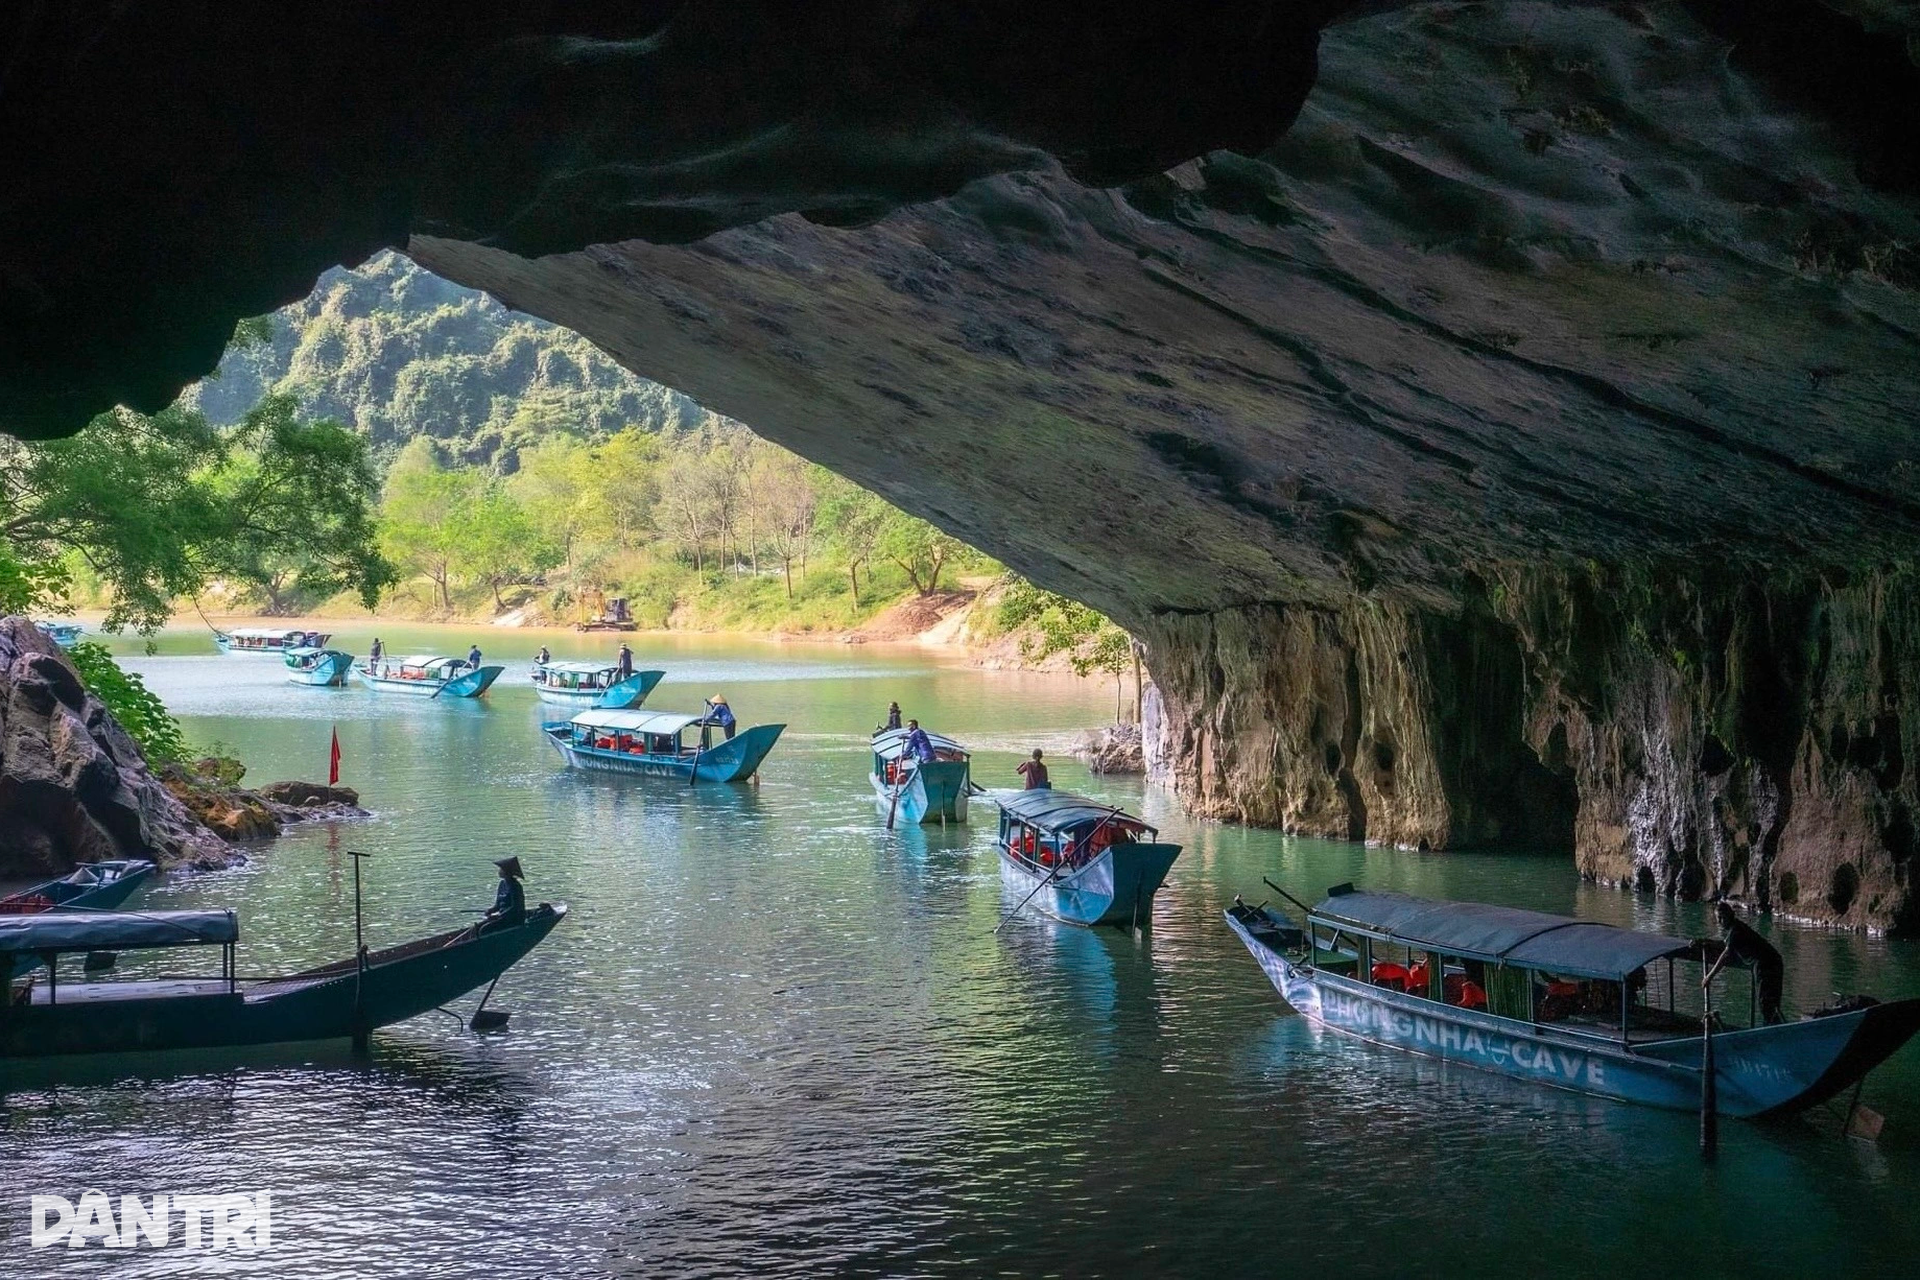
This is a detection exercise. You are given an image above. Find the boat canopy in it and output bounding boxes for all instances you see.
[0,909,238,955]
[871,727,967,760]
[394,655,460,671]
[541,660,617,676]
[995,790,1147,835]
[284,646,340,659]
[1312,890,1694,982]
[228,627,308,640]
[568,708,703,735]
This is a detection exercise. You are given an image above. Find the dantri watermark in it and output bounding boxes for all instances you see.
[29,1192,272,1249]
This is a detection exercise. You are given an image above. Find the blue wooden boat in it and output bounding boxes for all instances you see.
[283,646,355,687]
[215,626,331,655]
[32,620,84,647]
[1225,885,1920,1119]
[993,791,1181,927]
[353,654,504,698]
[871,726,972,825]
[0,903,566,1058]
[2,858,158,978]
[543,708,784,782]
[530,660,664,710]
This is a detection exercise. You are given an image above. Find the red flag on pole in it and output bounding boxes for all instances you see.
[329,725,341,786]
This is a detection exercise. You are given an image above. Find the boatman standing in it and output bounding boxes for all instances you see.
[369,636,384,666]
[1704,901,1786,1024]
[885,701,903,731]
[616,643,634,680]
[481,857,527,933]
[467,643,484,672]
[535,645,551,666]
[704,694,737,740]
[1017,748,1050,790]
[905,718,934,762]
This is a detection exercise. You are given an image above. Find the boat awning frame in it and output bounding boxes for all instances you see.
[541,661,619,676]
[1310,890,1694,982]
[568,708,702,734]
[871,727,967,760]
[0,909,239,955]
[993,790,1150,836]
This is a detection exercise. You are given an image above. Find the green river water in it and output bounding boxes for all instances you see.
[4,624,1919,1278]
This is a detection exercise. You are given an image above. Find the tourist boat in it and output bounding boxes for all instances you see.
[543,708,784,782]
[353,654,504,698]
[33,620,84,647]
[1224,885,1920,1119]
[530,660,664,709]
[215,626,331,655]
[993,791,1181,927]
[284,646,355,687]
[870,726,971,825]
[2,858,157,978]
[0,903,567,1058]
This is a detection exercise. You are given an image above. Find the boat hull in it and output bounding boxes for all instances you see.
[1224,906,1920,1118]
[285,652,354,687]
[1,905,566,1059]
[3,860,157,979]
[531,670,663,709]
[545,722,784,782]
[871,760,971,824]
[354,664,504,698]
[998,841,1179,927]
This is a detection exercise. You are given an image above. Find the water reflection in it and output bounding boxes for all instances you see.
[3,636,1918,1277]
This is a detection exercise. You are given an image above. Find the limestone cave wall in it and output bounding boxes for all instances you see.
[1140,567,1920,932]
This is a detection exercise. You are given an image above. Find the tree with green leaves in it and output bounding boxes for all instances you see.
[451,483,559,609]
[379,439,472,612]
[876,512,961,596]
[997,575,1140,719]
[0,397,391,630]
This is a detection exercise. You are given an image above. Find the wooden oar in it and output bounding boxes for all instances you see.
[886,776,904,830]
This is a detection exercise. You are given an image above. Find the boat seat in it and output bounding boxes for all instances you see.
[1371,962,1410,992]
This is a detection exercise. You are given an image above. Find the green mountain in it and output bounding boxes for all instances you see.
[184,251,711,466]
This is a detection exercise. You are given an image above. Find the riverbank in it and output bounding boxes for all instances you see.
[69,584,1095,675]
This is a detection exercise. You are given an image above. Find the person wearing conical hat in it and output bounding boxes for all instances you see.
[703,693,736,740]
[481,856,527,933]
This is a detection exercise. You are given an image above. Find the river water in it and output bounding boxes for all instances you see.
[4,625,1919,1278]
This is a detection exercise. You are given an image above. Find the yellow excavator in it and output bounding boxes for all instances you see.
[575,587,637,632]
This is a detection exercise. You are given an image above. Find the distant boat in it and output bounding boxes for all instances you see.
[32,620,84,647]
[353,654,503,698]
[0,903,566,1058]
[2,858,157,978]
[1224,885,1920,1119]
[530,660,664,709]
[215,626,331,655]
[871,726,971,824]
[992,791,1181,928]
[284,646,355,687]
[544,707,784,783]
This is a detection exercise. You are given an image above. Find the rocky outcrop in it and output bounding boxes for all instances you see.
[1076,723,1145,775]
[163,768,370,843]
[0,618,236,875]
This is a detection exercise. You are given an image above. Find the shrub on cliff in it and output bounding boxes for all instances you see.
[64,641,186,763]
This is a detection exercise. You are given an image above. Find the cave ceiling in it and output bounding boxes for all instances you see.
[5,1,1920,626]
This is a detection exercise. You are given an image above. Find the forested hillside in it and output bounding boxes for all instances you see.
[183,252,712,466]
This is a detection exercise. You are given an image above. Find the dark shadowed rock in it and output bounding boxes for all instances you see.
[0,617,237,875]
